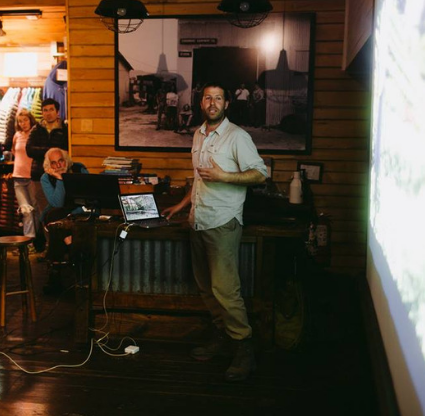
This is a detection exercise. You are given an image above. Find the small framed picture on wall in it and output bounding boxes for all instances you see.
[297,162,323,183]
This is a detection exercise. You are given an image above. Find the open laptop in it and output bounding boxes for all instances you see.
[118,192,169,229]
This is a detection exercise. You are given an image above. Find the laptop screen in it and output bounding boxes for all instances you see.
[119,193,161,222]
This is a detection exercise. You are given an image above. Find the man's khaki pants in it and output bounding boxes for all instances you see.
[190,218,252,340]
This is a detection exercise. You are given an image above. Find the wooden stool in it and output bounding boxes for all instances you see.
[0,236,37,327]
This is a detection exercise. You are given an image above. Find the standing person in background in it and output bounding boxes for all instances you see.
[26,98,68,252]
[251,83,266,128]
[11,108,41,253]
[191,82,203,126]
[155,86,167,131]
[162,82,268,382]
[234,83,250,126]
[165,85,179,131]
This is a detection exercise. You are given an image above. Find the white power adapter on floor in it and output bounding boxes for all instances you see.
[125,345,139,354]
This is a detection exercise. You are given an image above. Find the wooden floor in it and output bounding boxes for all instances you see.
[0,250,379,416]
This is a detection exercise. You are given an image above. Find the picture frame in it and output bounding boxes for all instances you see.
[297,162,323,183]
[116,13,316,154]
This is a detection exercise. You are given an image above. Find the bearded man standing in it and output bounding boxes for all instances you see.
[162,82,268,382]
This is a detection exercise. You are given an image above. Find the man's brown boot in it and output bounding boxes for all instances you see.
[225,338,256,382]
[191,328,232,361]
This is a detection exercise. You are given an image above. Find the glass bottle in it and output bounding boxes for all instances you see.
[289,171,303,204]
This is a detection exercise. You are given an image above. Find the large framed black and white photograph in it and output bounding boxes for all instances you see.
[116,13,315,154]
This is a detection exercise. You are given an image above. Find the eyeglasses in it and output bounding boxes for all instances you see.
[50,158,65,168]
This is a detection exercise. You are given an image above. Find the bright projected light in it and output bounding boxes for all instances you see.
[369,0,425,412]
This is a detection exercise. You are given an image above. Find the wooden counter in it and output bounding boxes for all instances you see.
[70,202,311,347]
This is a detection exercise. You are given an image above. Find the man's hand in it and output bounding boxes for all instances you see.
[47,168,63,180]
[161,188,192,220]
[197,158,266,186]
[197,158,225,182]
[161,204,181,220]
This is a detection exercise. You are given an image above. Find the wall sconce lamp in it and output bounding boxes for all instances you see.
[217,0,273,28]
[94,0,149,34]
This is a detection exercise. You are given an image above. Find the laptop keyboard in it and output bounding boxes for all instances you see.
[133,217,169,228]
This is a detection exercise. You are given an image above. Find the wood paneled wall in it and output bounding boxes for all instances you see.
[67,0,370,276]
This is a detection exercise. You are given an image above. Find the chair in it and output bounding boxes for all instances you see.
[43,220,74,294]
[0,236,37,327]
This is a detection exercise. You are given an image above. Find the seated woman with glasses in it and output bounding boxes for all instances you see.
[40,147,88,294]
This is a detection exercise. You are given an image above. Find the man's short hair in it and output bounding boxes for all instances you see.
[42,98,60,111]
[201,82,230,102]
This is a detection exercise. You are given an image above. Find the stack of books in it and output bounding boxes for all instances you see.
[118,173,159,185]
[101,157,141,176]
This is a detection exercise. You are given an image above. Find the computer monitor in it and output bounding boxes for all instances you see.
[62,173,121,214]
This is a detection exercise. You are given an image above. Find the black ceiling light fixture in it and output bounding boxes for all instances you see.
[94,0,149,34]
[217,0,273,29]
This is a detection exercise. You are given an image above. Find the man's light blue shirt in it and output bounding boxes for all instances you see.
[189,117,268,231]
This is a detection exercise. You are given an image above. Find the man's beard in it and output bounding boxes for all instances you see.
[204,107,225,124]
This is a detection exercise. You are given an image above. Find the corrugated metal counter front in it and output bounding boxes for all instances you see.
[96,233,256,296]
[71,218,308,346]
